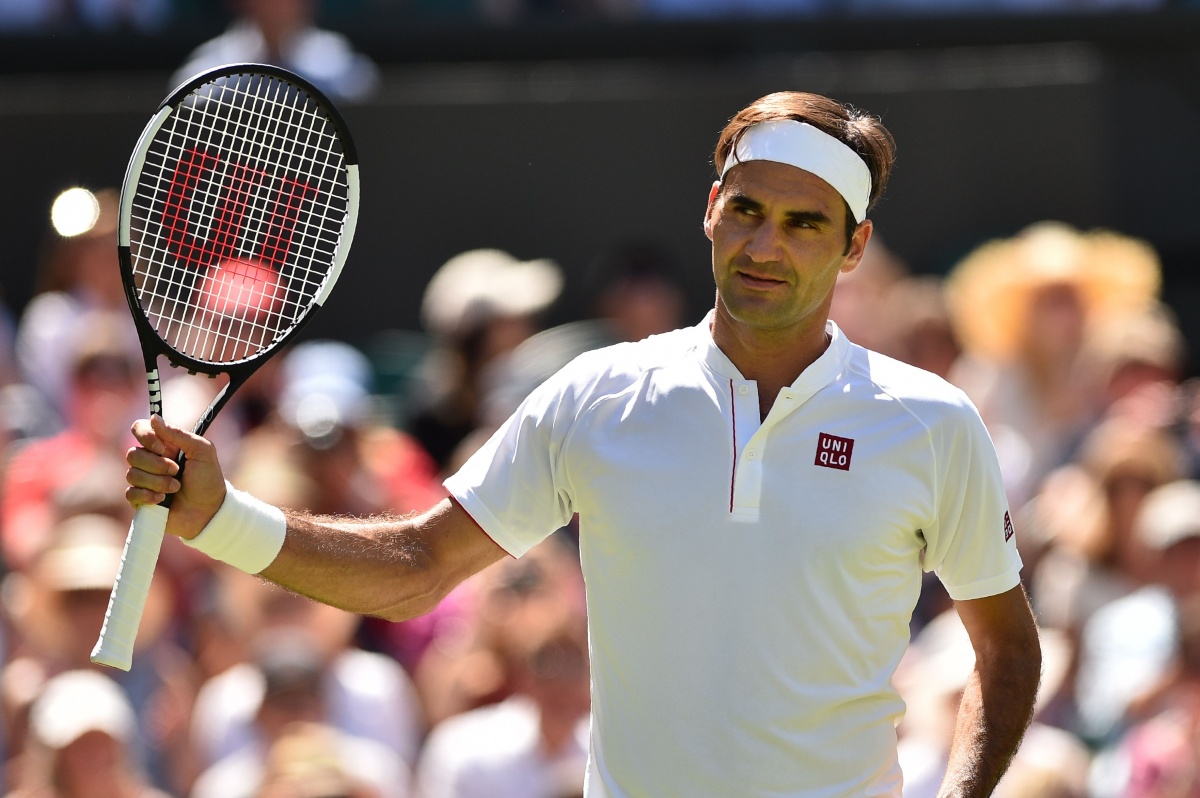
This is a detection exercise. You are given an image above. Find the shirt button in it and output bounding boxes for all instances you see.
[746,450,757,459]
[738,385,749,395]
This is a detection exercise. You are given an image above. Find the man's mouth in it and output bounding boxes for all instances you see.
[735,269,787,288]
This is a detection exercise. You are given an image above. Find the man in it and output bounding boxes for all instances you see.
[125,91,1042,797]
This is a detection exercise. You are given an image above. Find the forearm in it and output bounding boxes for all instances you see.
[189,490,504,623]
[937,654,1041,798]
[260,510,445,621]
[126,417,507,617]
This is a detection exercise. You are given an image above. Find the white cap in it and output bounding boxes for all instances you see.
[279,340,373,438]
[38,514,126,593]
[30,670,136,749]
[420,249,563,339]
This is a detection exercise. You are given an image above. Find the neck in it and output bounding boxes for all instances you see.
[710,301,833,415]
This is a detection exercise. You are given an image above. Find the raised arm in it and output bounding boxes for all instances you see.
[126,416,507,621]
[937,585,1042,798]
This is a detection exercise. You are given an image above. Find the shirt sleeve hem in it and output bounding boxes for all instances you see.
[942,562,1023,602]
[443,479,535,559]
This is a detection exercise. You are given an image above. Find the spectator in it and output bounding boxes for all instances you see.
[275,340,443,518]
[232,339,445,671]
[413,535,585,730]
[2,312,141,572]
[1027,417,1185,637]
[15,188,136,425]
[0,0,170,31]
[945,221,1162,507]
[1110,594,1200,798]
[828,234,908,356]
[76,0,171,29]
[2,514,192,795]
[639,0,825,20]
[1089,301,1187,417]
[189,573,424,775]
[416,547,589,798]
[895,608,1083,798]
[876,275,960,381]
[170,0,379,102]
[1073,479,1200,749]
[408,248,563,473]
[191,629,407,798]
[4,669,168,798]
[583,242,689,345]
[252,722,379,798]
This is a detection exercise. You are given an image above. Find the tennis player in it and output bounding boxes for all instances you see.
[125,91,1042,797]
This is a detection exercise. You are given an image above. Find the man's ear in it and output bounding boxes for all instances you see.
[703,181,721,240]
[839,219,874,276]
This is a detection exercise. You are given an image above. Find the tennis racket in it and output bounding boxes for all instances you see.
[91,64,359,671]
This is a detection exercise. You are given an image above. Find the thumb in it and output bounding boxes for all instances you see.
[148,415,227,533]
[150,415,218,465]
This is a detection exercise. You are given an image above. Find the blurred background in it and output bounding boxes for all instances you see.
[2,2,1200,797]
[2,0,1200,364]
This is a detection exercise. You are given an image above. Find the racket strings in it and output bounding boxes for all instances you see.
[127,71,350,365]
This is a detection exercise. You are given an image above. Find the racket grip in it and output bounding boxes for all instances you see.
[91,504,169,671]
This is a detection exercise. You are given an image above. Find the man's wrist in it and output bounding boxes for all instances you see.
[182,481,286,574]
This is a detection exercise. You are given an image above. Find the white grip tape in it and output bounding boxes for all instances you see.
[184,482,286,574]
[91,503,169,671]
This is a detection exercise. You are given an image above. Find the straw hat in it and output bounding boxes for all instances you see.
[945,221,1161,362]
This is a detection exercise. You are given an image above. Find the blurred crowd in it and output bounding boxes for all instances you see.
[0,178,1199,798]
[0,0,1185,39]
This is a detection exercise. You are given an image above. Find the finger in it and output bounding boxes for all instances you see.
[150,415,218,464]
[126,465,182,497]
[127,447,180,478]
[131,418,169,457]
[126,485,167,508]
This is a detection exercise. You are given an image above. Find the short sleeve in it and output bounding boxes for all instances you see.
[443,362,585,559]
[922,397,1023,601]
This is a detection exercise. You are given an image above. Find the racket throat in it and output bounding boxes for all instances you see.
[146,368,163,416]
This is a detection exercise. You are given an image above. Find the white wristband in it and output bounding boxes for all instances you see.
[183,482,287,574]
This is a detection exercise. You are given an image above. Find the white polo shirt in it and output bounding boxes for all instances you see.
[445,314,1022,798]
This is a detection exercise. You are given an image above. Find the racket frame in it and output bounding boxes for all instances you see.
[118,63,360,438]
[93,64,359,670]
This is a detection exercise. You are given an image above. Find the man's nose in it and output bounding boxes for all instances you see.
[743,222,783,263]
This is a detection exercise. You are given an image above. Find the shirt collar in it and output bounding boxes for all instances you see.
[693,310,852,394]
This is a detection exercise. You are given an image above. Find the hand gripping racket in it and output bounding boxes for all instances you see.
[91,64,359,670]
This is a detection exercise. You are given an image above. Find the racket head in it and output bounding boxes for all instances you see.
[118,63,360,381]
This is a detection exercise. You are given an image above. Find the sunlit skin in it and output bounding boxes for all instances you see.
[704,160,873,415]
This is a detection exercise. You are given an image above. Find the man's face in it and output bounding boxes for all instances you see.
[705,160,869,336]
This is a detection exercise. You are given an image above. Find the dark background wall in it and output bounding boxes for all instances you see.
[1,10,1198,369]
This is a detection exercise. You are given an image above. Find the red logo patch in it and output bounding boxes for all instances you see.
[815,433,854,471]
[1004,511,1015,542]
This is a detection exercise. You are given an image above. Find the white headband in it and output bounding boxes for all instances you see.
[721,120,872,223]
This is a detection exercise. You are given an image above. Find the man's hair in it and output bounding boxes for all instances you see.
[714,92,896,242]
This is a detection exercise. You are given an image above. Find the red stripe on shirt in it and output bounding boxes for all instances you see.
[729,380,737,514]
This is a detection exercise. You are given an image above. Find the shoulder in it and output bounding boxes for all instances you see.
[531,323,704,408]
[845,344,980,426]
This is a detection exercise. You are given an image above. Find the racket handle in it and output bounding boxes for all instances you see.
[91,504,169,671]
